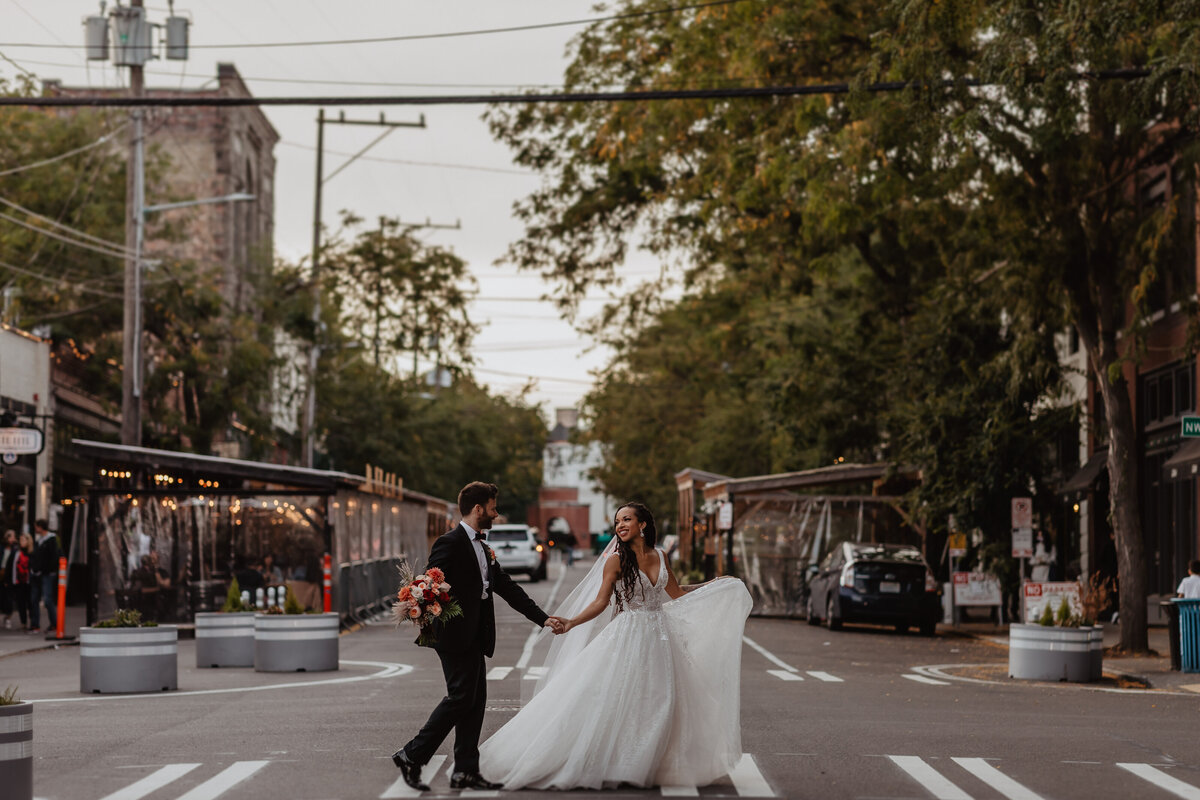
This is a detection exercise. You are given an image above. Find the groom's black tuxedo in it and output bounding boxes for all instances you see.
[403,524,549,775]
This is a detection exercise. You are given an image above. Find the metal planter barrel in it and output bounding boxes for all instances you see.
[0,702,32,800]
[79,626,178,693]
[254,613,339,673]
[1008,623,1094,683]
[1088,624,1105,680]
[195,612,256,668]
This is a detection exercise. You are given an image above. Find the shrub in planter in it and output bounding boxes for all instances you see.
[0,685,32,800]
[255,587,339,673]
[195,580,257,669]
[80,609,178,693]
[1009,595,1097,683]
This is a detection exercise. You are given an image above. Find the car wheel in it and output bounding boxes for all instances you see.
[825,595,842,631]
[895,623,909,634]
[535,563,548,582]
[919,619,937,637]
[806,595,820,626]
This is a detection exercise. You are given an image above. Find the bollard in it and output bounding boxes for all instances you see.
[46,556,74,642]
[323,553,332,613]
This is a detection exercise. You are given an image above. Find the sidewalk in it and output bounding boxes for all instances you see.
[0,604,86,660]
[946,621,1200,692]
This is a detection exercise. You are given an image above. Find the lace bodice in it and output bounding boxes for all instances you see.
[613,548,668,612]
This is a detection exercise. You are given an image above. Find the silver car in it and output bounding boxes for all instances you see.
[487,524,547,582]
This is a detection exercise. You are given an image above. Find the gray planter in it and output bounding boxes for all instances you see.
[1008,622,1094,683]
[254,613,339,673]
[0,702,32,800]
[195,612,256,668]
[79,626,178,694]
[1088,624,1105,681]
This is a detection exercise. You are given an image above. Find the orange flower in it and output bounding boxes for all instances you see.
[407,603,421,619]
[429,602,442,617]
[426,567,445,583]
[398,586,412,601]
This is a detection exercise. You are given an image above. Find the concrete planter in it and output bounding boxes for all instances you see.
[254,613,339,673]
[195,612,256,668]
[0,702,32,800]
[1008,623,1095,683]
[1088,624,1105,681]
[80,626,178,694]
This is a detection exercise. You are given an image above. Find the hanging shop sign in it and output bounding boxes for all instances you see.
[0,427,43,456]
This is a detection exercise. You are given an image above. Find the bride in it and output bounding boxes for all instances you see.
[478,501,752,790]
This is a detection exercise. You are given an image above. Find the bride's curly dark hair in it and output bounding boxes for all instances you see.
[612,502,657,613]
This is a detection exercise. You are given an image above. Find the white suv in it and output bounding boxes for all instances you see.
[488,524,547,582]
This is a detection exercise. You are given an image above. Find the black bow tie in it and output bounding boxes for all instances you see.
[474,532,487,541]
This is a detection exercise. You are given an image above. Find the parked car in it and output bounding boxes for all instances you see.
[806,542,941,635]
[488,524,547,582]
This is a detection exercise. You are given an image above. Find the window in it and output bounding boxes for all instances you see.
[1141,361,1196,429]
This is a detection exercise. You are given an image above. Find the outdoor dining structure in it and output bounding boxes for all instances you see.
[71,440,456,626]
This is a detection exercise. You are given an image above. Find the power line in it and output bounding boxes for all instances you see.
[0,1,747,51]
[0,70,1157,108]
[0,209,132,260]
[278,140,534,176]
[0,123,128,177]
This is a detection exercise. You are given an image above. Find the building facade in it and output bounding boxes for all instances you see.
[0,323,52,534]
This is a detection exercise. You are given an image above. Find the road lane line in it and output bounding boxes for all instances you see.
[522,666,547,680]
[486,666,513,681]
[806,671,843,682]
[951,757,1044,800]
[767,669,804,682]
[380,755,446,798]
[175,760,269,800]
[513,562,570,671]
[660,786,699,796]
[887,756,972,800]
[98,763,200,800]
[741,636,799,673]
[1117,763,1200,799]
[903,674,951,685]
[728,753,775,797]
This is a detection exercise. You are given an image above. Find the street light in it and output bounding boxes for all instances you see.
[124,192,255,446]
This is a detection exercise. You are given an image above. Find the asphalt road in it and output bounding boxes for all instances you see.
[7,559,1200,800]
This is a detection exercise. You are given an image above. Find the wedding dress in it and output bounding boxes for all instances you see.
[478,546,753,790]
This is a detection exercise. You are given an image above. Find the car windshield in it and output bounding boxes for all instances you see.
[849,545,924,564]
[488,530,530,542]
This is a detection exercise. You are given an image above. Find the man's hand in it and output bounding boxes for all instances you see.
[544,616,568,634]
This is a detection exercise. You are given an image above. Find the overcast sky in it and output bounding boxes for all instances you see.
[0,0,669,421]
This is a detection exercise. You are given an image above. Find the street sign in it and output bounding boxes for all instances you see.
[948,533,967,557]
[953,572,1003,606]
[1011,497,1033,530]
[1022,581,1082,622]
[1,452,17,465]
[1183,416,1200,437]
[0,427,42,455]
[1012,527,1033,558]
[717,501,733,531]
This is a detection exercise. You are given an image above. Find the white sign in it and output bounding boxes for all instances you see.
[717,501,733,531]
[1011,497,1033,530]
[0,428,41,455]
[1012,527,1033,558]
[1022,581,1082,623]
[952,572,1002,606]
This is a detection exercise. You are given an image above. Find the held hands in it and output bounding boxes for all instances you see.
[544,616,570,635]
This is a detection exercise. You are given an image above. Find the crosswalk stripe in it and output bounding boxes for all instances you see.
[951,757,1044,800]
[742,636,799,674]
[486,666,513,681]
[175,761,270,800]
[660,786,699,796]
[729,753,775,797]
[903,674,951,685]
[1117,763,1200,800]
[522,666,547,681]
[98,763,201,800]
[380,755,446,798]
[767,669,804,681]
[806,671,843,682]
[887,756,973,800]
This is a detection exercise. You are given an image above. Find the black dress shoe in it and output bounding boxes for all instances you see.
[449,772,503,790]
[391,748,430,792]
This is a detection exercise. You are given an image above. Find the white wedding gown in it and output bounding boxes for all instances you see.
[478,548,753,790]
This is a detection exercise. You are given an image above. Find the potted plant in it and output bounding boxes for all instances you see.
[254,586,339,673]
[1009,596,1098,683]
[0,685,32,800]
[80,609,178,693]
[195,578,257,668]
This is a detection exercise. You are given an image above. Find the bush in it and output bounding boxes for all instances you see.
[0,685,20,706]
[94,608,156,628]
[221,578,253,612]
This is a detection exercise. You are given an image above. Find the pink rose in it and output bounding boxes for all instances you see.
[407,603,421,619]
[429,602,442,617]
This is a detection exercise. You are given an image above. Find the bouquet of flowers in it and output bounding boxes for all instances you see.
[393,562,462,645]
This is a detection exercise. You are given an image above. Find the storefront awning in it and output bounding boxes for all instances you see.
[1164,438,1200,478]
[1058,452,1106,495]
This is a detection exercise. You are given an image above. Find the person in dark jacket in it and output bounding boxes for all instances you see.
[0,529,17,628]
[28,519,60,634]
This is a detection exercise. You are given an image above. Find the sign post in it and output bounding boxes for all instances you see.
[1011,497,1034,620]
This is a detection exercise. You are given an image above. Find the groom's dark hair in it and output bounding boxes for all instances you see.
[458,482,498,515]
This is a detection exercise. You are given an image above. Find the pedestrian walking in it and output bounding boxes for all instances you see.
[27,519,60,635]
[10,532,32,631]
[1177,559,1200,599]
[0,529,18,628]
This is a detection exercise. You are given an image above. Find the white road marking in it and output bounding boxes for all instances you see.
[1117,763,1200,800]
[741,636,799,673]
[98,763,200,800]
[951,757,1044,800]
[728,753,775,797]
[903,674,951,686]
[522,666,547,680]
[486,666,513,681]
[29,661,412,704]
[380,754,446,798]
[660,786,699,796]
[887,756,972,800]
[513,561,570,671]
[806,671,843,682]
[767,669,804,682]
[175,761,270,800]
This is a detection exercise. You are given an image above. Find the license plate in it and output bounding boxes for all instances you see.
[879,581,901,593]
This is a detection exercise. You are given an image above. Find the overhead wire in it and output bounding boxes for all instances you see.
[0,122,129,177]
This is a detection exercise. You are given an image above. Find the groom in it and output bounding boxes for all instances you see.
[392,481,563,791]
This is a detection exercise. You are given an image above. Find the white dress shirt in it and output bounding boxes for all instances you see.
[461,521,490,599]
[1178,574,1200,599]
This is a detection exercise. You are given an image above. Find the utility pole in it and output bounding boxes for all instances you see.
[302,110,427,468]
[119,0,145,447]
